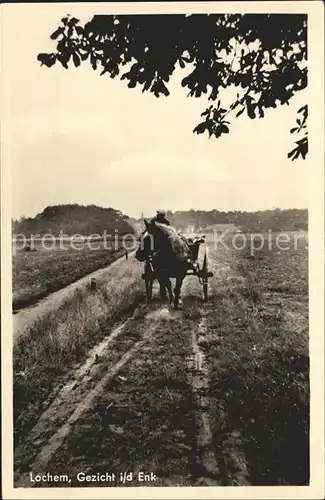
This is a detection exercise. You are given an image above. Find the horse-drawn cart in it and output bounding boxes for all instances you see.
[141,236,213,302]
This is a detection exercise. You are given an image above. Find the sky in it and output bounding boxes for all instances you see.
[3,5,308,220]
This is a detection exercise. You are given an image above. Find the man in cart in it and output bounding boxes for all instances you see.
[152,210,205,270]
[151,209,171,226]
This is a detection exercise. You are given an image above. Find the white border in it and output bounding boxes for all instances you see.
[1,2,324,499]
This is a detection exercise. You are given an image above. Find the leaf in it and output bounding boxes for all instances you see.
[50,27,64,40]
[296,137,308,159]
[143,79,152,92]
[290,127,298,134]
[230,100,239,111]
[288,137,308,161]
[57,52,71,69]
[37,53,48,65]
[220,124,230,133]
[68,17,80,27]
[245,95,255,103]
[288,147,299,160]
[90,53,97,70]
[201,108,210,117]
[247,103,256,119]
[236,107,245,117]
[57,53,69,69]
[80,50,89,61]
[160,81,170,96]
[73,52,81,67]
[301,143,308,159]
[193,122,207,135]
[37,53,57,68]
[212,107,223,121]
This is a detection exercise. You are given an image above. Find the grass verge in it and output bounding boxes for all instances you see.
[205,243,309,485]
[13,247,127,311]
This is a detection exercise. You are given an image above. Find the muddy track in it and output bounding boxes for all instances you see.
[15,299,220,487]
[187,313,220,485]
[15,310,159,487]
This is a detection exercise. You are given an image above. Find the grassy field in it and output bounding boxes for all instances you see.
[204,232,309,485]
[13,230,309,486]
[12,241,132,310]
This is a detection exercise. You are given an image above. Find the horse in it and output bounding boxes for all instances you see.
[135,220,191,309]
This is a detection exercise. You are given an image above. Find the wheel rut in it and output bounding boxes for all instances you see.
[187,314,220,485]
[15,248,242,488]
[14,307,160,487]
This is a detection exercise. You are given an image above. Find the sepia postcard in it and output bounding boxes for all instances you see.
[1,1,324,499]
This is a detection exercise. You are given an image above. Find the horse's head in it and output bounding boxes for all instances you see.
[134,220,155,262]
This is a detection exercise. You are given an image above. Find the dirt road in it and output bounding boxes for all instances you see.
[13,252,135,340]
[14,238,309,487]
[14,243,248,487]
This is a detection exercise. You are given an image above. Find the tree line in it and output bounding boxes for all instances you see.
[163,208,308,232]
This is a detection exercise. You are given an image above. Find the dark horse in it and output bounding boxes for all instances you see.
[135,220,190,309]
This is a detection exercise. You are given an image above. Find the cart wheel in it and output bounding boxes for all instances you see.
[145,277,154,301]
[202,251,209,301]
[203,278,208,301]
[144,261,154,301]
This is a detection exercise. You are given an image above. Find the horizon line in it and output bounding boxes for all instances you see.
[12,203,309,222]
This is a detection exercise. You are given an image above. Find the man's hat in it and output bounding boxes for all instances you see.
[156,209,166,216]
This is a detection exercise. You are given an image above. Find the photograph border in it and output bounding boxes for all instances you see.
[1,2,324,499]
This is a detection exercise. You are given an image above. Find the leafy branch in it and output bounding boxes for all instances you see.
[288,105,308,161]
[37,14,308,161]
